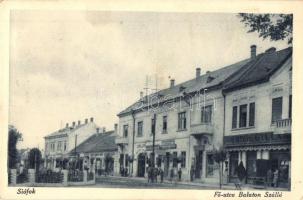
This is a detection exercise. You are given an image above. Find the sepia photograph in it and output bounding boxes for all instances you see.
[1,1,303,200]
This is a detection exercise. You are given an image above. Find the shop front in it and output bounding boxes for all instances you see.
[224,132,291,188]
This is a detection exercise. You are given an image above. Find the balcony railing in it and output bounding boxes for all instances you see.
[275,118,291,134]
[115,136,128,144]
[190,123,214,135]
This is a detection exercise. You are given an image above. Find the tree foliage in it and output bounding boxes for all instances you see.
[238,13,293,44]
[28,148,42,171]
[8,125,22,169]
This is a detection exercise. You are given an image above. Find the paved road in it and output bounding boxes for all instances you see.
[81,176,211,189]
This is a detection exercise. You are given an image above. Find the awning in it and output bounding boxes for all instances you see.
[225,144,290,152]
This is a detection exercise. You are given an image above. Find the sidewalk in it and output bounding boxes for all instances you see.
[97,175,289,191]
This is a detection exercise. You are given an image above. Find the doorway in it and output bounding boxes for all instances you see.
[137,153,146,177]
[195,150,203,178]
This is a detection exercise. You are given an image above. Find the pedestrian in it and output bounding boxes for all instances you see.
[266,168,273,187]
[273,169,279,187]
[153,167,158,183]
[178,168,182,181]
[160,168,164,183]
[190,165,195,182]
[147,166,151,183]
[170,168,174,183]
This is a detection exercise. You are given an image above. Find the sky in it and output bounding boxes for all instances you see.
[9,11,290,149]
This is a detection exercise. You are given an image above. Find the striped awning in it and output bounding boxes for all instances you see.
[225,144,290,152]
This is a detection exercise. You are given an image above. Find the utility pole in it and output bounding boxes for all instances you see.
[152,113,156,167]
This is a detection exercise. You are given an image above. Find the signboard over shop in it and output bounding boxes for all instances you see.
[145,139,177,151]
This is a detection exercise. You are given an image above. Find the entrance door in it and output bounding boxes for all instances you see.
[195,150,203,178]
[137,153,146,177]
[164,152,170,177]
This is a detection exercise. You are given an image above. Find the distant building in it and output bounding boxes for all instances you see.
[223,46,292,188]
[44,117,99,170]
[69,125,119,176]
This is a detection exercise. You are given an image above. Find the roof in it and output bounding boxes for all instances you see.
[118,58,251,116]
[44,123,90,139]
[223,47,292,93]
[69,131,118,154]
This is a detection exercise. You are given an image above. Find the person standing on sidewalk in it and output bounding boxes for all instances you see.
[273,169,279,187]
[178,168,182,181]
[190,166,195,182]
[170,168,174,183]
[160,168,164,183]
[147,166,151,183]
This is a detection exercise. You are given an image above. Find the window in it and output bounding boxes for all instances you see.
[63,141,67,151]
[51,143,55,152]
[151,118,155,136]
[289,95,292,118]
[249,103,255,127]
[239,104,247,128]
[57,141,62,151]
[272,97,283,123]
[206,154,215,177]
[173,152,178,168]
[123,124,128,138]
[178,112,187,130]
[201,105,212,123]
[162,116,167,133]
[137,121,143,137]
[181,151,186,168]
[232,106,238,129]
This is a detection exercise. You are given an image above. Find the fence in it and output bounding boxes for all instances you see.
[9,168,95,186]
[36,170,64,183]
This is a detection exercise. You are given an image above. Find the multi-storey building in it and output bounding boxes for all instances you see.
[44,117,99,170]
[115,50,253,183]
[222,46,292,188]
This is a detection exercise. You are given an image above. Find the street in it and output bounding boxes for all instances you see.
[76,176,213,189]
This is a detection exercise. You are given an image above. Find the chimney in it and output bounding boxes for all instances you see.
[170,79,175,88]
[78,120,81,126]
[265,47,276,53]
[102,127,106,133]
[85,118,88,124]
[72,121,76,127]
[114,123,118,134]
[140,91,144,100]
[96,128,100,134]
[196,68,201,79]
[66,123,69,128]
[250,45,256,59]
[90,117,94,122]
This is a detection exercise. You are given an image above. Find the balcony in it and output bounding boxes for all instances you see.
[275,118,291,134]
[115,136,128,144]
[190,123,214,135]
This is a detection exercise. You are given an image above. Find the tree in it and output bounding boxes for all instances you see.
[28,148,42,171]
[213,147,227,189]
[238,14,293,44]
[8,125,22,169]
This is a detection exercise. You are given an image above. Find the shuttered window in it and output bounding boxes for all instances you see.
[232,106,238,129]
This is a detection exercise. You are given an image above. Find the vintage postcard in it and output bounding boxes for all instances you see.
[0,0,303,200]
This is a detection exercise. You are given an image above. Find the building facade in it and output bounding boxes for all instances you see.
[44,117,99,170]
[222,46,292,188]
[115,54,252,183]
[69,125,119,176]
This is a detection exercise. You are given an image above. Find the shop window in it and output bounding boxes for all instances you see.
[246,151,257,177]
[272,97,283,123]
[181,151,186,168]
[229,152,238,177]
[239,104,247,128]
[123,124,128,138]
[201,105,212,123]
[162,116,167,133]
[232,106,237,129]
[173,152,178,168]
[206,154,215,177]
[178,112,187,130]
[137,121,143,137]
